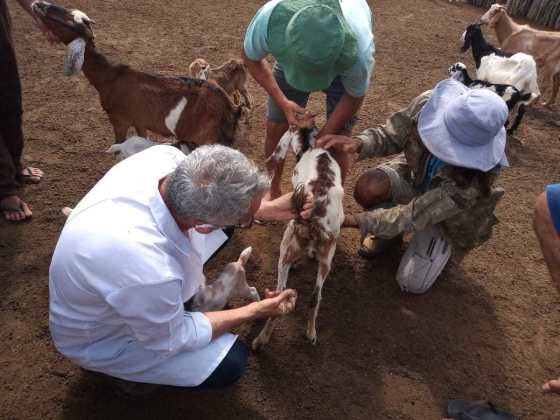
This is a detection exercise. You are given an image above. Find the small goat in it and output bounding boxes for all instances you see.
[448,62,532,134]
[33,1,246,146]
[252,126,344,349]
[189,58,253,108]
[188,247,261,312]
[105,136,191,161]
[479,2,560,105]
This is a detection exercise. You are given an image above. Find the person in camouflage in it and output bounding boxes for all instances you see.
[317,79,509,294]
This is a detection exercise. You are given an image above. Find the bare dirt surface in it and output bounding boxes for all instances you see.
[2,0,560,419]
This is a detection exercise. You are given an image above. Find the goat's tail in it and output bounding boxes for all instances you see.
[291,184,307,220]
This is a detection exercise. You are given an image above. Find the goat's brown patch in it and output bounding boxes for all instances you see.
[309,152,335,219]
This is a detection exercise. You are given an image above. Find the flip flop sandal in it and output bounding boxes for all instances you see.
[0,200,32,222]
[20,167,43,184]
[447,399,520,420]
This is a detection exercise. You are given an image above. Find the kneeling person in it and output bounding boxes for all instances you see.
[49,144,298,392]
[318,79,509,294]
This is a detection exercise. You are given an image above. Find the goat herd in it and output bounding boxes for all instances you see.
[31,0,560,348]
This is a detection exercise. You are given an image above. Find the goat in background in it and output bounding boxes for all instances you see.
[479,2,560,106]
[32,1,246,147]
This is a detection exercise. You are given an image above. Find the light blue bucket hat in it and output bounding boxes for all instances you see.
[418,79,509,172]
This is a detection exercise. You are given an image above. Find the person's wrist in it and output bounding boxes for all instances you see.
[246,301,263,320]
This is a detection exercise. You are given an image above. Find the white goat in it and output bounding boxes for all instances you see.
[252,126,344,349]
[188,247,260,312]
[105,136,191,161]
[476,53,540,105]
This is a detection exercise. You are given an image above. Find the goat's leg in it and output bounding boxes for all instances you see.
[546,73,560,107]
[111,118,130,143]
[135,126,148,138]
[507,103,526,136]
[252,222,305,351]
[306,240,336,345]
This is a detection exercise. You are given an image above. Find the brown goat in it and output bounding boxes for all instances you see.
[32,1,246,146]
[189,58,253,108]
[480,3,560,106]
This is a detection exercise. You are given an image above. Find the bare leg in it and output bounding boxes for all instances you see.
[534,192,560,290]
[252,222,305,350]
[534,191,560,393]
[306,240,336,344]
[264,120,289,201]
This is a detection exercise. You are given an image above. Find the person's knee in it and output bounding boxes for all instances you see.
[201,340,248,389]
[353,170,391,209]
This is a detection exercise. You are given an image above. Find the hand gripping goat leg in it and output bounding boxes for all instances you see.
[252,127,344,349]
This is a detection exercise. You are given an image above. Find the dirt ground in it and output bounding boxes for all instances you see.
[2,0,560,418]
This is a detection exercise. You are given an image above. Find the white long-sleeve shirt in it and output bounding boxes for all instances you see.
[49,145,236,386]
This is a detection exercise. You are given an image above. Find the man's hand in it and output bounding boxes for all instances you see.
[255,191,314,221]
[280,99,312,129]
[254,289,297,318]
[316,134,362,154]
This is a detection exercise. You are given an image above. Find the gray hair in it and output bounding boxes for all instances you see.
[165,145,270,226]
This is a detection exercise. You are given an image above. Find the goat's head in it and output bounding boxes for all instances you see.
[460,24,481,53]
[32,2,95,45]
[32,2,95,76]
[479,4,507,26]
[188,58,210,80]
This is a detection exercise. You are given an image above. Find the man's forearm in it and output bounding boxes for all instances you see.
[319,93,364,136]
[205,303,260,339]
[243,52,287,109]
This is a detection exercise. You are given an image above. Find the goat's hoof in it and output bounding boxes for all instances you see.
[306,332,318,346]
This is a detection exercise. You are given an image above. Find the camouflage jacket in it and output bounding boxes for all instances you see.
[353,91,504,250]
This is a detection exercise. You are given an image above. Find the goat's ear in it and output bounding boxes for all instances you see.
[238,247,253,266]
[63,37,86,76]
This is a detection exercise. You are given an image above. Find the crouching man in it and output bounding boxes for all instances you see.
[317,79,509,294]
[49,144,303,395]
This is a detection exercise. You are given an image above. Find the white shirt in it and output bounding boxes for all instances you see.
[49,145,236,386]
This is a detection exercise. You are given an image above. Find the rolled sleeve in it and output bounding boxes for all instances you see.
[341,41,376,98]
[243,2,276,61]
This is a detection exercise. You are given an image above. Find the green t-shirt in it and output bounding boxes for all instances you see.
[244,0,376,98]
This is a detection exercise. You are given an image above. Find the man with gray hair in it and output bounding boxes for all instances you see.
[49,144,303,394]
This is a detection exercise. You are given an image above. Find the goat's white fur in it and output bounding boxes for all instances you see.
[477,53,540,104]
[164,97,188,136]
[105,135,191,161]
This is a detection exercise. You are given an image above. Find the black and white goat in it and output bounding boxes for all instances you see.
[461,24,511,68]
[252,126,344,349]
[448,62,532,134]
[459,23,540,105]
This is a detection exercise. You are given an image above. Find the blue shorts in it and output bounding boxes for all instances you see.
[546,183,560,236]
[267,62,358,132]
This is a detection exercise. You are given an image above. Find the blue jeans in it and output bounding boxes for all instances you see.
[197,339,249,389]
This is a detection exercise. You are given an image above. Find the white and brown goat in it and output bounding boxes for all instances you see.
[252,127,344,349]
[32,1,246,146]
[189,58,253,108]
